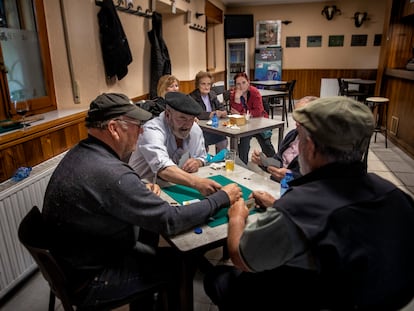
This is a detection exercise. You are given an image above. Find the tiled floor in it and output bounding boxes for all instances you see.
[2,111,414,311]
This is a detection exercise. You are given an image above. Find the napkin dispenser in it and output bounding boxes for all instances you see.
[229,114,246,126]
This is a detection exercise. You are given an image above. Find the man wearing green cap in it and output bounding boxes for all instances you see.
[204,96,414,310]
[42,93,242,310]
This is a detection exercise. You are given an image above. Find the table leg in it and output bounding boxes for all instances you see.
[230,137,238,151]
[177,253,198,311]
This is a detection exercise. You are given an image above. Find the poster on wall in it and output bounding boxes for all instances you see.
[256,20,281,47]
[254,47,282,81]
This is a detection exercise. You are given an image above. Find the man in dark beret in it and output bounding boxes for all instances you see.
[42,93,242,310]
[129,91,222,196]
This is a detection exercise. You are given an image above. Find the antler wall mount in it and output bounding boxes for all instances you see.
[321,5,341,20]
[353,12,368,27]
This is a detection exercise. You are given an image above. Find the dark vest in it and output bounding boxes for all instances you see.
[277,162,414,309]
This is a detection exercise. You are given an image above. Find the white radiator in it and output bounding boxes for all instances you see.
[0,152,66,299]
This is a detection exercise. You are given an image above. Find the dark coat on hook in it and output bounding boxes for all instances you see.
[148,12,171,99]
[97,0,132,80]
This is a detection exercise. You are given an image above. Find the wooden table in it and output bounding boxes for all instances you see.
[342,79,376,99]
[258,89,287,98]
[160,165,280,311]
[250,80,287,88]
[198,117,285,151]
[343,79,376,85]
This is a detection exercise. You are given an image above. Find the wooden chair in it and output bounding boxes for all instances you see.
[268,80,297,126]
[18,206,168,311]
[222,89,231,113]
[267,91,288,125]
[286,79,297,112]
[337,78,367,101]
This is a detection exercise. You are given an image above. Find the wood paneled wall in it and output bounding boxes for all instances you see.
[0,112,87,182]
[382,76,414,156]
[178,69,377,100]
[374,0,414,159]
[282,69,378,99]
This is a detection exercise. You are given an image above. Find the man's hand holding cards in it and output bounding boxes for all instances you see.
[259,152,281,168]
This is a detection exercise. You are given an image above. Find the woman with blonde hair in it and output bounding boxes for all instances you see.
[157,74,179,98]
[143,74,179,117]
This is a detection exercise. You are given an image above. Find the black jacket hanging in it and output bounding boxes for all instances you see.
[148,12,171,98]
[97,0,132,80]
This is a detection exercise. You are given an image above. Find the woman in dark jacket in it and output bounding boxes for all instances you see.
[189,71,228,153]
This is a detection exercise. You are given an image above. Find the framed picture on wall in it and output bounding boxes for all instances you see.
[256,20,281,47]
[286,36,300,48]
[351,34,368,46]
[328,35,344,47]
[307,35,322,47]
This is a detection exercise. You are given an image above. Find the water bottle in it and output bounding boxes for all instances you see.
[280,171,294,197]
[212,112,219,128]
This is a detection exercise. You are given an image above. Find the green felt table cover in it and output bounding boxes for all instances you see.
[162,175,255,227]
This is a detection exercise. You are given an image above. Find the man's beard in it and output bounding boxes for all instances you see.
[174,127,191,140]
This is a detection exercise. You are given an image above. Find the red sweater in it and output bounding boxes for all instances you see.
[230,85,269,118]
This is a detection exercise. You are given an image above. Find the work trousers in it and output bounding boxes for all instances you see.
[238,133,276,164]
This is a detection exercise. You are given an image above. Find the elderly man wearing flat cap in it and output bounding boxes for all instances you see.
[204,96,414,310]
[129,91,222,196]
[42,93,242,310]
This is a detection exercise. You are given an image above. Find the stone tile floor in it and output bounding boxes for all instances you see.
[2,112,414,311]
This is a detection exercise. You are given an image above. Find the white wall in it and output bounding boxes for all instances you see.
[43,0,386,112]
[226,0,386,70]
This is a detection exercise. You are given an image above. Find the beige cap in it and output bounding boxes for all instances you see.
[293,96,374,152]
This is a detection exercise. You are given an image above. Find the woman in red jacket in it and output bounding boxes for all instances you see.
[230,72,276,164]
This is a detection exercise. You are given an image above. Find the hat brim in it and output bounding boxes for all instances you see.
[124,105,152,121]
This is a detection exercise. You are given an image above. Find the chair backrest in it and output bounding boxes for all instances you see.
[288,79,296,92]
[222,90,231,112]
[337,78,345,95]
[287,80,296,99]
[211,85,225,95]
[18,206,75,311]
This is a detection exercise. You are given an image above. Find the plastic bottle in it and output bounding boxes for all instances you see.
[280,171,294,197]
[212,112,219,128]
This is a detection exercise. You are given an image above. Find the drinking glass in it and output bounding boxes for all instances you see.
[225,150,236,172]
[14,99,29,130]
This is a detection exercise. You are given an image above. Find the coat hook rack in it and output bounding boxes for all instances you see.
[95,0,152,18]
[189,23,206,32]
